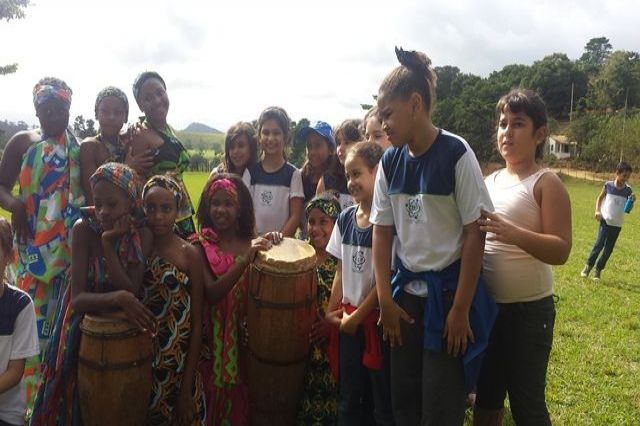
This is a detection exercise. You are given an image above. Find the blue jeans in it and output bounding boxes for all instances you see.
[587,219,622,271]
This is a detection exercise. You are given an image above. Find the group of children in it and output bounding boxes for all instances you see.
[11,45,636,426]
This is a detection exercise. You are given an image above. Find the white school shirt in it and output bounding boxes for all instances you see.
[326,206,375,307]
[0,284,40,426]
[370,129,494,296]
[243,162,304,235]
[600,181,633,227]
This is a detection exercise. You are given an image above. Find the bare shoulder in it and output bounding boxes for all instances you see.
[538,171,568,194]
[5,130,40,157]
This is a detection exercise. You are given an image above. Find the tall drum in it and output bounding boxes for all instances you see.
[248,238,317,426]
[78,312,152,426]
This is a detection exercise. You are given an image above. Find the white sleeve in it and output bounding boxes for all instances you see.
[10,301,40,360]
[326,222,343,260]
[455,149,494,225]
[370,164,394,226]
[290,168,304,199]
[242,168,251,190]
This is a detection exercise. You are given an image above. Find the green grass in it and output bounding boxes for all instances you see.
[2,173,639,424]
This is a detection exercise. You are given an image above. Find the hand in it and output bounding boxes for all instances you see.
[116,291,157,335]
[594,211,602,221]
[10,200,29,244]
[378,299,414,348]
[263,231,284,245]
[339,310,359,336]
[442,306,475,357]
[324,307,343,328]
[309,311,331,345]
[477,210,520,245]
[174,388,196,425]
[245,237,273,263]
[102,215,132,244]
[124,146,154,176]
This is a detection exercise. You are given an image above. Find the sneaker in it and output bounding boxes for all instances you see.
[593,269,601,280]
[581,265,591,277]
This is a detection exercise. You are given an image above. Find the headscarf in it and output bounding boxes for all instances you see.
[142,174,184,208]
[32,77,72,109]
[132,71,166,106]
[207,178,239,207]
[305,193,341,220]
[94,86,129,122]
[90,162,139,202]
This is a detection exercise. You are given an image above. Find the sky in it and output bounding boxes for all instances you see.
[0,0,638,132]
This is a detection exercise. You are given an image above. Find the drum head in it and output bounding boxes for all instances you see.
[254,237,317,274]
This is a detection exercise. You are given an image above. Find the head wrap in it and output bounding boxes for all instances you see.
[132,71,166,106]
[207,178,239,207]
[142,174,184,208]
[305,194,341,220]
[90,162,139,203]
[95,86,129,122]
[32,77,72,109]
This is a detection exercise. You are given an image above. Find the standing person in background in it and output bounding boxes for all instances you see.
[0,218,40,426]
[210,122,259,177]
[0,77,85,407]
[243,106,304,237]
[581,161,634,281]
[131,71,196,239]
[475,89,571,425]
[371,48,496,425]
[363,107,391,151]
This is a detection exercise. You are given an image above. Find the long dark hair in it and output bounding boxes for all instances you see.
[220,121,259,175]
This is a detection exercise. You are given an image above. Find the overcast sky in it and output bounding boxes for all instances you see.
[0,0,637,132]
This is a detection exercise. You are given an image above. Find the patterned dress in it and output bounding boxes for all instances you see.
[297,255,339,425]
[143,255,206,425]
[15,128,84,407]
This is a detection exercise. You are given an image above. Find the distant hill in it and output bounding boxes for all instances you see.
[182,122,223,134]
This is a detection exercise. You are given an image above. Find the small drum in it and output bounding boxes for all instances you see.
[78,312,153,426]
[248,238,317,426]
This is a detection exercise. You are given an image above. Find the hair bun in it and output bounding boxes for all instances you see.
[395,46,431,73]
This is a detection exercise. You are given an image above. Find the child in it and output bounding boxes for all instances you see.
[211,122,259,177]
[31,162,155,424]
[297,193,342,425]
[363,107,391,151]
[475,89,572,425]
[317,119,363,210]
[325,142,394,426]
[142,175,206,425]
[190,173,272,426]
[243,106,304,237]
[581,161,634,280]
[299,121,336,203]
[371,48,496,425]
[0,218,39,426]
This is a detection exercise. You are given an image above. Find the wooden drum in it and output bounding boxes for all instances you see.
[248,238,317,426]
[78,312,153,426]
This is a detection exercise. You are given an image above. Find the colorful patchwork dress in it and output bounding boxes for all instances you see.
[143,255,206,425]
[15,129,84,406]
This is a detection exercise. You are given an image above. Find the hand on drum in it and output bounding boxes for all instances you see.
[116,290,157,336]
[263,231,284,245]
[175,389,196,426]
[309,311,331,345]
[246,237,273,263]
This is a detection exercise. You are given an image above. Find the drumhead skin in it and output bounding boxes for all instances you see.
[254,237,317,274]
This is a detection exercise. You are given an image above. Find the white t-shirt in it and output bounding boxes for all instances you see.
[326,206,375,307]
[243,162,304,235]
[600,181,633,227]
[370,129,493,296]
[0,284,40,425]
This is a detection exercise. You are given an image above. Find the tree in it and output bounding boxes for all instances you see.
[589,50,640,110]
[73,115,97,139]
[579,37,613,75]
[0,0,29,75]
[289,118,310,168]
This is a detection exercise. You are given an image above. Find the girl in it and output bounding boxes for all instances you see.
[363,107,392,151]
[371,48,496,425]
[132,71,196,239]
[142,175,206,425]
[31,162,155,424]
[242,106,304,237]
[0,218,39,426]
[297,193,342,425]
[211,122,259,177]
[474,89,571,425]
[316,119,363,210]
[325,142,393,426]
[190,173,272,426]
[299,121,336,203]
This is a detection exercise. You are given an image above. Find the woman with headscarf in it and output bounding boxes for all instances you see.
[0,77,85,405]
[30,162,155,424]
[130,71,196,239]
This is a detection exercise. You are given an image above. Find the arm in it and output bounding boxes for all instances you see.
[340,284,379,335]
[101,215,145,294]
[324,260,344,327]
[79,140,98,205]
[282,197,303,237]
[594,187,606,220]
[0,359,26,394]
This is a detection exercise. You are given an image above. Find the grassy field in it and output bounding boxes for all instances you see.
[1,173,639,424]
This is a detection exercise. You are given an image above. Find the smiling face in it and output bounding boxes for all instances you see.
[143,186,177,237]
[345,152,377,204]
[259,119,285,158]
[96,96,127,138]
[496,107,545,164]
[307,207,335,251]
[365,116,391,151]
[208,189,240,233]
[36,98,70,137]
[137,77,170,127]
[229,134,252,173]
[306,133,332,169]
[92,180,131,231]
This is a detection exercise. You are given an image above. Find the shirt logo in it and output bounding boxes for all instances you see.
[260,190,273,206]
[352,250,366,273]
[405,196,423,221]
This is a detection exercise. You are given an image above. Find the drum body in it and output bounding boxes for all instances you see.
[248,238,317,426]
[77,312,152,426]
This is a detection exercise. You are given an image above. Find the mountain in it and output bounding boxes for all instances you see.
[182,122,223,134]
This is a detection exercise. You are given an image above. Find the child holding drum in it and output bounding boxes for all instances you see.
[325,141,394,425]
[243,106,304,237]
[31,162,155,424]
[141,176,206,425]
